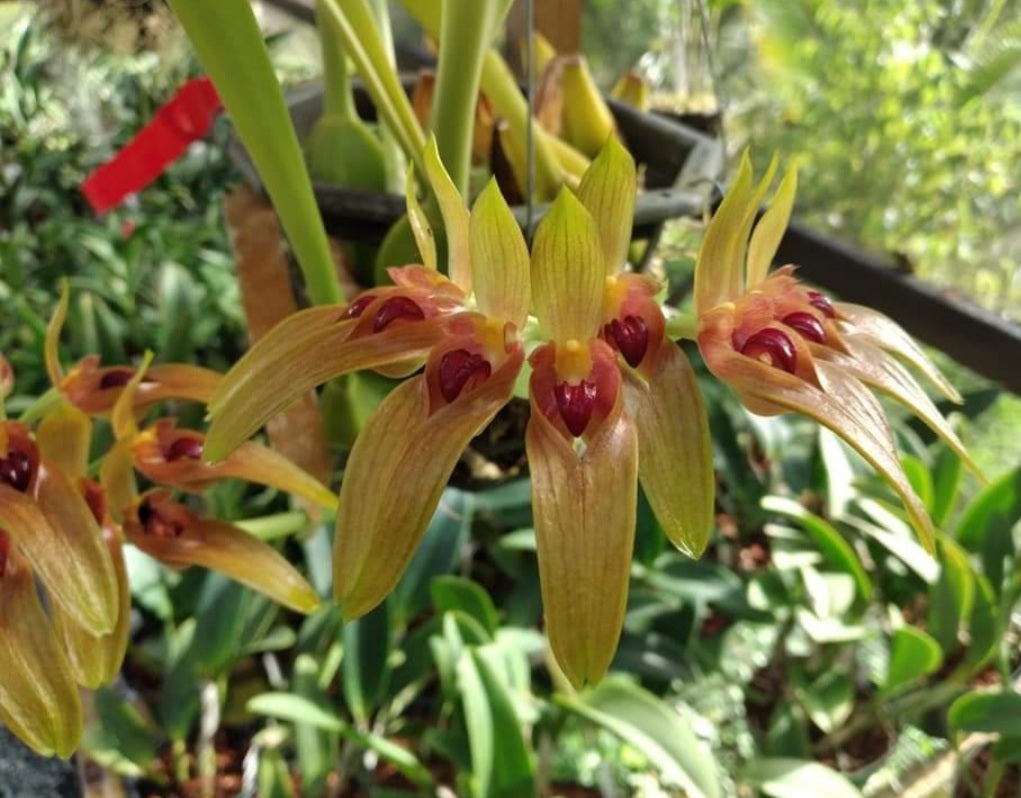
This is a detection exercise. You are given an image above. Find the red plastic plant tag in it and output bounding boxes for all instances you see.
[82,77,222,214]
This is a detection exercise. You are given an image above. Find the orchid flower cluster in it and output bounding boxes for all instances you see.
[0,139,971,759]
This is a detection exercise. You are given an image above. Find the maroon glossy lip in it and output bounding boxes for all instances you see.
[0,449,33,493]
[781,311,826,343]
[437,349,491,403]
[604,315,649,369]
[373,296,425,332]
[554,380,598,438]
[739,328,798,373]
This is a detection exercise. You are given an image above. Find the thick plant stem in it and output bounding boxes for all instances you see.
[316,0,355,120]
[366,0,406,193]
[167,0,342,306]
[430,0,511,198]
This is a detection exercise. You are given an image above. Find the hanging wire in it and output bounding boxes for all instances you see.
[693,0,728,173]
[524,0,536,239]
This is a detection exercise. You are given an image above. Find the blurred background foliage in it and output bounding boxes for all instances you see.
[0,0,1019,796]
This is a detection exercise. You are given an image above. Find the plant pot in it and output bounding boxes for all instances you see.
[227,79,721,251]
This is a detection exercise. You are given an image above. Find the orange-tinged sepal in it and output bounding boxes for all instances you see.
[575,135,636,272]
[0,549,83,758]
[526,401,638,687]
[469,178,531,329]
[124,491,322,614]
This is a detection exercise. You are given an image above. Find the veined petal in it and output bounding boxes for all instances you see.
[334,348,522,619]
[100,439,139,523]
[530,188,605,343]
[405,163,438,272]
[574,135,636,273]
[133,419,337,510]
[35,401,92,481]
[694,153,753,314]
[44,280,70,388]
[123,492,322,614]
[32,464,119,633]
[624,343,715,557]
[205,312,448,460]
[52,530,131,689]
[746,163,797,289]
[836,302,962,403]
[424,136,472,291]
[0,352,12,399]
[706,340,935,550]
[469,178,531,329]
[816,336,981,477]
[0,553,83,759]
[0,478,116,636]
[526,403,638,687]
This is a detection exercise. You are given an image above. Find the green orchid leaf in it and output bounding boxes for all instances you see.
[167,0,341,305]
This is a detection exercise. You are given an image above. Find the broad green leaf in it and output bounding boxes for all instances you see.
[392,488,474,624]
[341,598,393,723]
[742,759,863,798]
[762,496,872,602]
[456,649,536,798]
[90,687,161,770]
[557,678,721,798]
[764,704,811,759]
[901,454,935,514]
[431,576,500,637]
[931,443,964,527]
[293,655,338,797]
[248,693,433,786]
[961,571,999,675]
[927,533,975,653]
[190,574,251,677]
[948,691,1021,737]
[954,465,1021,592]
[793,671,853,733]
[882,626,943,694]
[258,747,296,798]
[167,0,341,305]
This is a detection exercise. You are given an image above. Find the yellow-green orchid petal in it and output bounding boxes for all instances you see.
[530,188,606,343]
[574,135,636,273]
[205,310,447,460]
[52,529,131,689]
[746,163,797,289]
[694,152,754,314]
[100,439,138,524]
[44,280,70,388]
[110,351,154,441]
[623,343,715,557]
[526,404,638,687]
[32,463,120,633]
[0,352,12,401]
[424,136,472,291]
[124,491,322,614]
[705,338,935,550]
[469,178,531,329]
[0,552,83,759]
[35,401,91,481]
[816,336,981,478]
[405,163,438,272]
[334,348,522,619]
[133,419,337,510]
[836,302,963,403]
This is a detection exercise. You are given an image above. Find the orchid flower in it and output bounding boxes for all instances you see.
[45,283,221,415]
[0,363,125,757]
[97,359,326,614]
[694,155,979,551]
[527,138,714,686]
[205,137,714,686]
[205,138,528,620]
